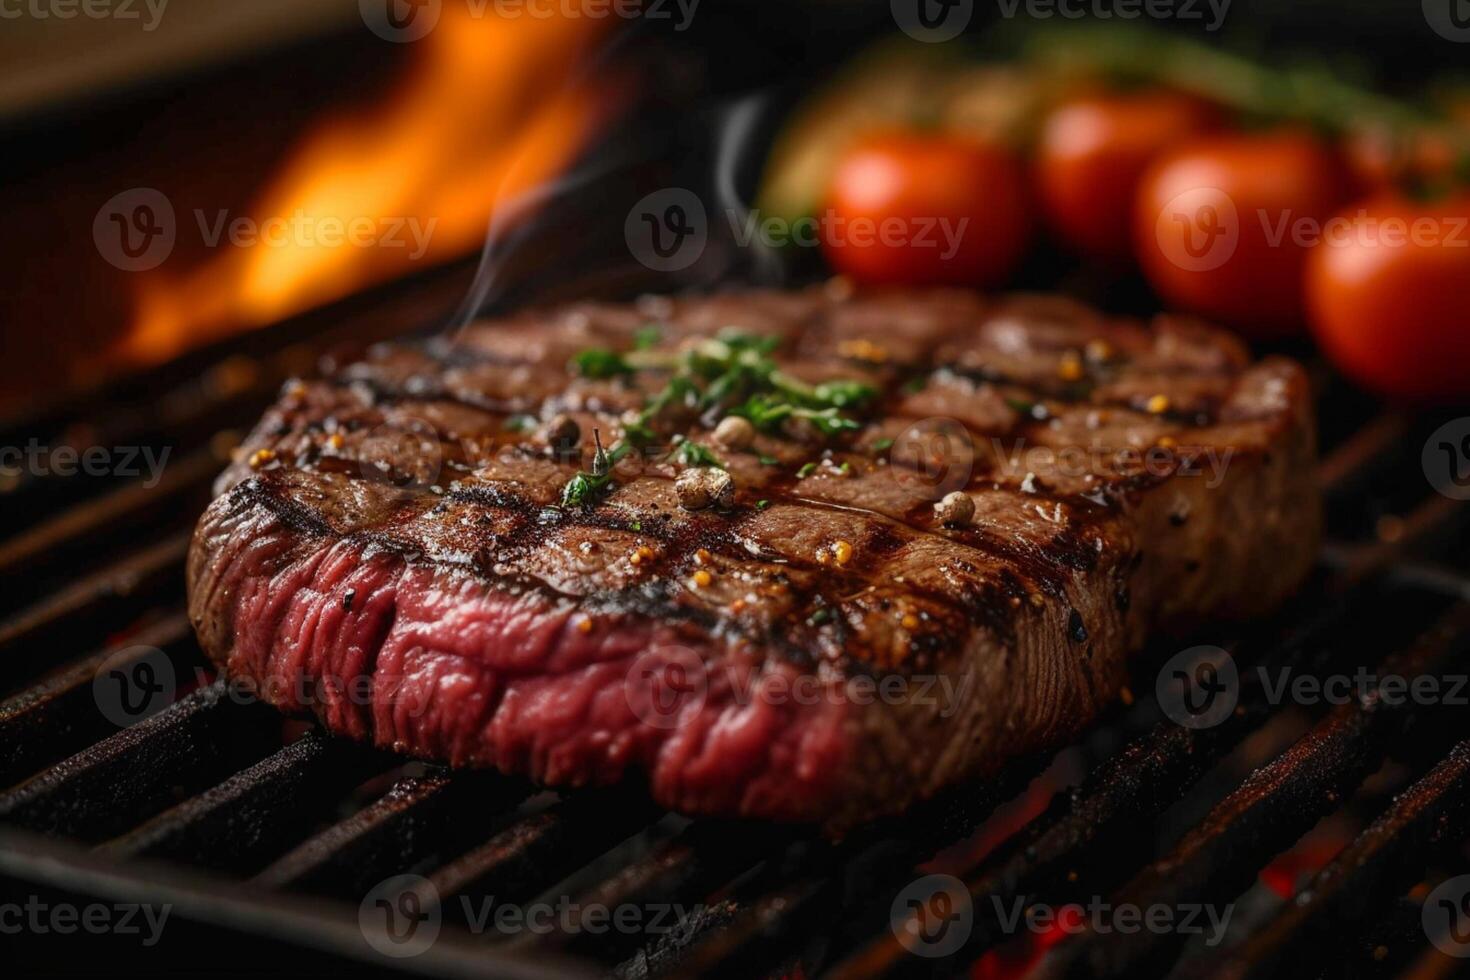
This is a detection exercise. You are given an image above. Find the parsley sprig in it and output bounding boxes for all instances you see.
[560,430,629,509]
[557,330,876,509]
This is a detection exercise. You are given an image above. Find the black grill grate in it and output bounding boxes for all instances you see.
[2,270,1469,979]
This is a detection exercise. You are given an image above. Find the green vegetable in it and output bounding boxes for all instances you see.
[633,325,663,350]
[672,441,724,469]
[559,430,632,509]
[570,349,633,380]
[797,462,818,478]
[1005,397,1036,415]
[560,332,876,508]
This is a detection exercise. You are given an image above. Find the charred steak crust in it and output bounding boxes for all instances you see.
[187,287,1319,830]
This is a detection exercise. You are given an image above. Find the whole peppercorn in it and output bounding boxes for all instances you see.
[934,491,975,527]
[712,415,755,451]
[675,467,735,510]
[543,414,581,456]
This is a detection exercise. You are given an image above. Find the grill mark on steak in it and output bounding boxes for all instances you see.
[305,466,1087,643]
[189,285,1320,830]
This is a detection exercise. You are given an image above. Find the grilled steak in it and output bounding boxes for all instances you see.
[188,286,1319,830]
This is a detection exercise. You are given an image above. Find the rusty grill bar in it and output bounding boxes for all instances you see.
[1,271,1468,980]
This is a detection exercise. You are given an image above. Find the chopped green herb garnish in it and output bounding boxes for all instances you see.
[633,324,663,350]
[872,438,894,452]
[559,430,629,510]
[629,521,642,532]
[811,379,874,409]
[731,395,863,437]
[756,499,770,510]
[560,472,608,509]
[806,607,833,627]
[504,414,537,433]
[672,441,724,469]
[591,431,611,476]
[797,462,818,478]
[570,349,633,380]
[838,461,852,476]
[561,332,877,508]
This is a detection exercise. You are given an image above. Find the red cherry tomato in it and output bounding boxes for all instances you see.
[1035,90,1220,263]
[1134,131,1352,338]
[1306,192,1470,402]
[822,133,1032,287]
[1341,126,1463,194]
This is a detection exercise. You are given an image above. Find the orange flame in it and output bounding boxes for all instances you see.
[123,4,621,365]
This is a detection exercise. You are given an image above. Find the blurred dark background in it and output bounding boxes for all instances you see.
[0,0,1461,413]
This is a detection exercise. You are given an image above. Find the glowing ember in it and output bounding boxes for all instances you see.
[122,4,623,366]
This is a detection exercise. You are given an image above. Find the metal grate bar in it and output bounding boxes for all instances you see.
[0,680,280,841]
[1034,603,1470,979]
[772,441,1463,980]
[521,820,797,963]
[826,580,1367,979]
[1316,411,1409,491]
[97,729,390,874]
[252,771,529,895]
[0,611,196,785]
[0,448,221,611]
[1394,940,1468,980]
[1205,740,1470,980]
[428,789,665,917]
[669,764,1052,980]
[0,534,189,684]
